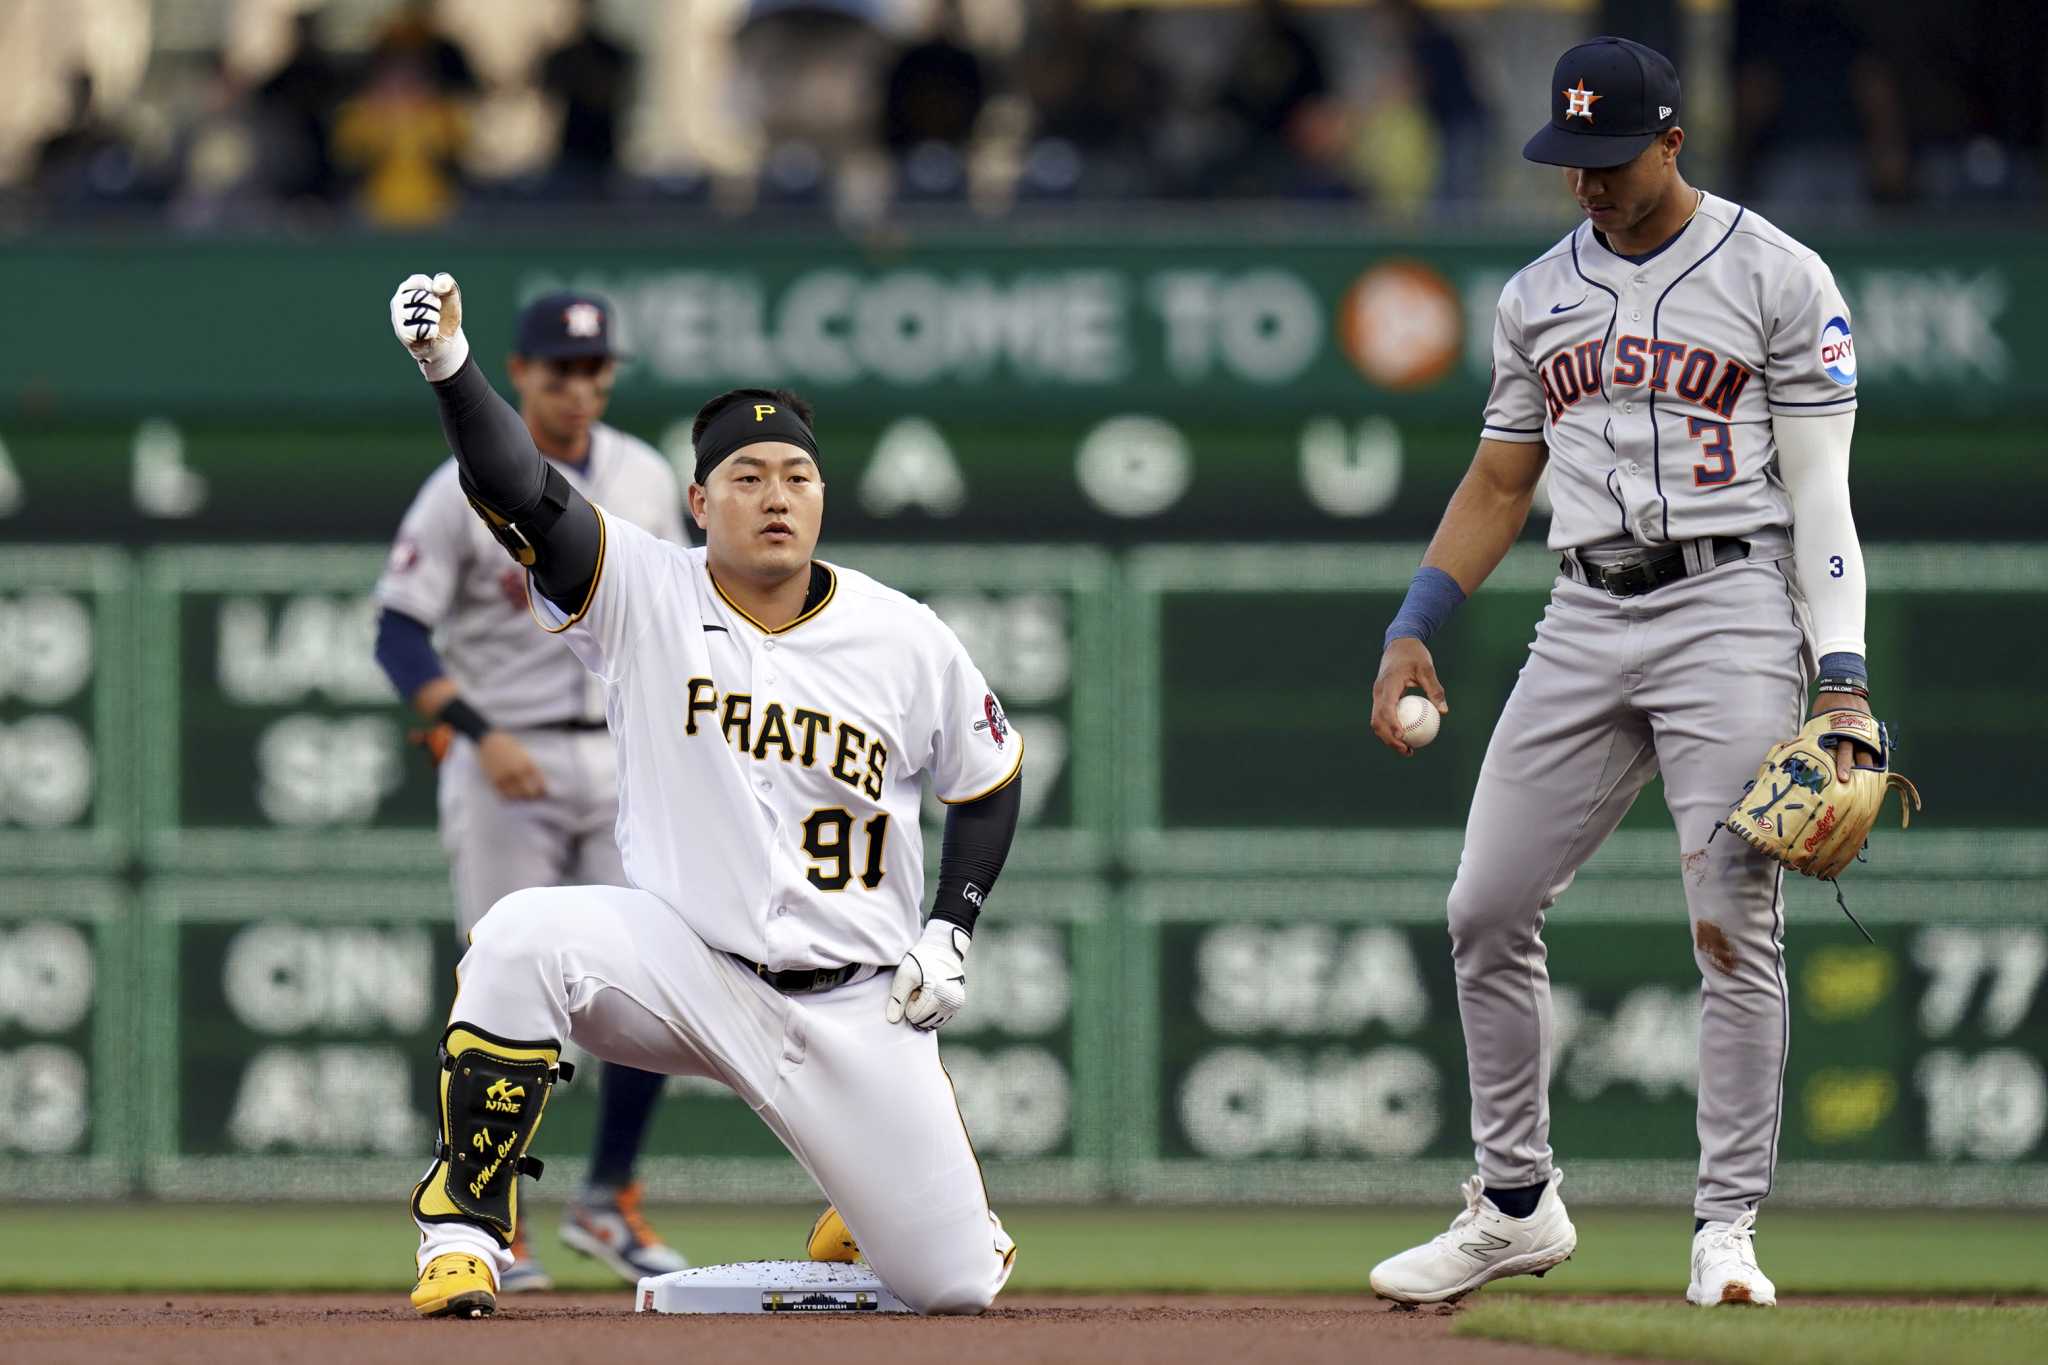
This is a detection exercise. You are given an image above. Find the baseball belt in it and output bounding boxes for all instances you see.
[732,955,876,995]
[1560,536,1750,598]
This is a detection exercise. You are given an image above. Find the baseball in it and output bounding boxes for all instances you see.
[1396,694,1441,749]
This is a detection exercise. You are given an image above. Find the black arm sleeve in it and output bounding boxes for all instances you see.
[429,356,601,610]
[929,772,1022,934]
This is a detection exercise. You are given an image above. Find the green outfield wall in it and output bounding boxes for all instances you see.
[0,543,2042,1203]
[3,233,2033,422]
[0,232,2041,542]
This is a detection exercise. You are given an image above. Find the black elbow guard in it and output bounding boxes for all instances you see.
[461,463,573,568]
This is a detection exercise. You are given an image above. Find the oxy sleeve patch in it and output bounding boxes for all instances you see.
[1819,315,1856,386]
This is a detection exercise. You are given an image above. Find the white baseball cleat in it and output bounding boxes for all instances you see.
[1686,1211,1777,1306]
[1369,1171,1577,1306]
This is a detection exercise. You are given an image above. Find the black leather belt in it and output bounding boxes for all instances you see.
[732,955,862,995]
[1562,537,1750,598]
[533,719,609,732]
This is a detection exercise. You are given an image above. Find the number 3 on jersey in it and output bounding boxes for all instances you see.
[1688,417,1734,487]
[802,808,889,891]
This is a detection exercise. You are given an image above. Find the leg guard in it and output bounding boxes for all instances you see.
[410,1022,575,1248]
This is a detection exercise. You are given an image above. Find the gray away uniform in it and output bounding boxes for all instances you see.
[375,422,685,936]
[1461,192,1858,1222]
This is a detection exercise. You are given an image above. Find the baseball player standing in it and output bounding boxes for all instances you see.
[1366,37,1873,1308]
[373,292,690,1292]
[384,272,1025,1320]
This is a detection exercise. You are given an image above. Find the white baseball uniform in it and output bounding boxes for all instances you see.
[414,509,1023,1313]
[373,425,684,935]
[1453,191,1856,1223]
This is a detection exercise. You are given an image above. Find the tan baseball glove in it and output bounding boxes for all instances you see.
[1721,710,1921,884]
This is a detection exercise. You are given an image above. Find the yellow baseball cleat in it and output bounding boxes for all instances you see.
[806,1206,861,1263]
[411,1252,498,1319]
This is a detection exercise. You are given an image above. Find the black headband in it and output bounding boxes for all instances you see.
[694,399,820,485]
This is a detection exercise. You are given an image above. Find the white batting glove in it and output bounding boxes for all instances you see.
[885,920,971,1031]
[388,272,470,382]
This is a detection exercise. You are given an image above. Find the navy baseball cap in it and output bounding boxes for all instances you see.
[1523,36,1680,170]
[514,291,619,360]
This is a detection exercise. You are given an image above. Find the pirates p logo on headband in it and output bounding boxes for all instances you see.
[694,399,821,486]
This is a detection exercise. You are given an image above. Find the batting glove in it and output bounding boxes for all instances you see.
[389,272,470,382]
[885,919,971,1031]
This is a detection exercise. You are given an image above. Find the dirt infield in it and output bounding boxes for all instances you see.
[2,1293,1609,1365]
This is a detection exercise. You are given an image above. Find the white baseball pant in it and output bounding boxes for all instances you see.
[413,883,1016,1314]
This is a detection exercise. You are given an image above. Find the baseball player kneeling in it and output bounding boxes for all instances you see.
[389,273,1023,1320]
[1365,38,1901,1310]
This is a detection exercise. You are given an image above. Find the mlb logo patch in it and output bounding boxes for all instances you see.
[973,693,1009,749]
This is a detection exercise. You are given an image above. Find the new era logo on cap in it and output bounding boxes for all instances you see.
[1659,105,1673,119]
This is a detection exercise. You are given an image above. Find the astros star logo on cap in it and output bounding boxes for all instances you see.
[1563,79,1602,122]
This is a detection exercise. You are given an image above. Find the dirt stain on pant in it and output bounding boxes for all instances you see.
[1681,848,1711,888]
[1695,920,1738,976]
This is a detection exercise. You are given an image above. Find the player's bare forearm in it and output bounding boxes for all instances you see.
[410,676,459,721]
[1420,438,1547,594]
[1371,440,1540,754]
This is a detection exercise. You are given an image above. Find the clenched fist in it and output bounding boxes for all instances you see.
[389,272,470,381]
[886,919,971,1031]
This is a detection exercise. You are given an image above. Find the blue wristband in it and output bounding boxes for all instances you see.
[1817,651,1868,687]
[1384,567,1467,649]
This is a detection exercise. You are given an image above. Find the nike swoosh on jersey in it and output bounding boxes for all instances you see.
[703,624,729,633]
[1550,298,1588,314]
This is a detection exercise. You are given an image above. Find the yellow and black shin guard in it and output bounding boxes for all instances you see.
[410,1022,574,1247]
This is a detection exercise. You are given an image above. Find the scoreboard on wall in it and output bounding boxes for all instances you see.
[138,878,1109,1199]
[1123,881,2048,1204]
[1,541,2044,1200]
[0,547,132,869]
[0,880,133,1197]
[135,544,1112,875]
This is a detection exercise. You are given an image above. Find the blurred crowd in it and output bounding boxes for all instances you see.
[1,0,2040,232]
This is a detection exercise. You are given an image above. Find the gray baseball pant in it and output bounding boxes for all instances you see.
[1448,552,1810,1224]
[438,727,625,939]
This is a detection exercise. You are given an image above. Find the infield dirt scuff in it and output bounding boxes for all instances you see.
[0,1293,1597,1365]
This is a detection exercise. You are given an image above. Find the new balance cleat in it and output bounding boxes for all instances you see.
[1687,1212,1776,1306]
[560,1183,689,1284]
[1370,1171,1577,1306]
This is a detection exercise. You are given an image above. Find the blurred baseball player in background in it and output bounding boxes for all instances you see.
[373,291,690,1292]
[1367,37,1876,1309]
[386,271,1024,1320]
